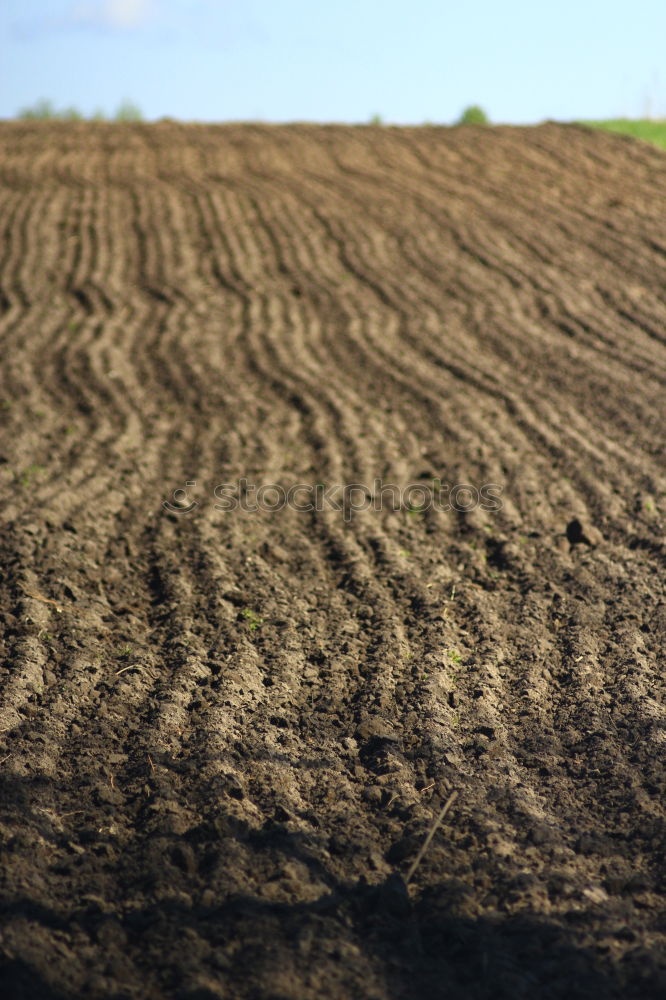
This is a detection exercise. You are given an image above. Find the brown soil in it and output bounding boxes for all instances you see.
[1,121,665,999]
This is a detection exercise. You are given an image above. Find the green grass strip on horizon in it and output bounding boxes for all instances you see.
[580,118,666,151]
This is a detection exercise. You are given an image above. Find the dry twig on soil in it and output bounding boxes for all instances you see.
[405,790,458,885]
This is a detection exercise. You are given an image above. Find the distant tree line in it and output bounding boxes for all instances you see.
[19,100,489,127]
[17,99,143,122]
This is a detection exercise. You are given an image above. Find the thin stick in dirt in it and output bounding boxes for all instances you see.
[405,790,458,885]
[20,587,64,613]
[115,664,137,676]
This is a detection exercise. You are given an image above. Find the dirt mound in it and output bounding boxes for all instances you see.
[0,121,665,999]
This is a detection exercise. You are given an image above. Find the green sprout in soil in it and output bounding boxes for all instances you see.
[241,608,263,631]
[17,464,45,488]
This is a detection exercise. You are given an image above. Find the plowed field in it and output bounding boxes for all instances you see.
[1,121,665,999]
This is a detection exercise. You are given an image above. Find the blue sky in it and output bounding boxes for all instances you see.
[2,0,665,123]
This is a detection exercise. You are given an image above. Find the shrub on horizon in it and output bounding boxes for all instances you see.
[115,100,143,122]
[457,105,489,125]
[18,99,56,120]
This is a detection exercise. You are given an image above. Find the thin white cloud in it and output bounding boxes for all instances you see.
[11,1,250,42]
[69,0,156,29]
